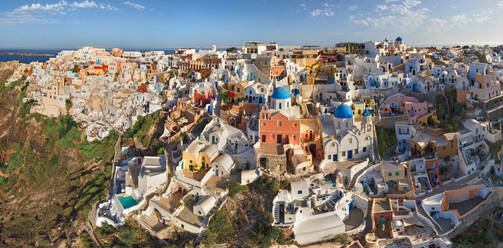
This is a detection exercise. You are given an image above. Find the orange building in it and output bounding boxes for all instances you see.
[440,184,491,218]
[259,105,300,145]
[410,129,458,159]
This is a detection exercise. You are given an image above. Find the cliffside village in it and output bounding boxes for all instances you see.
[8,38,503,247]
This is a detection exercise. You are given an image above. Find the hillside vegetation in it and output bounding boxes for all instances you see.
[0,64,118,247]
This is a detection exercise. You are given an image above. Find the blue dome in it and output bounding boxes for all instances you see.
[362,109,371,117]
[271,87,291,99]
[395,36,403,42]
[334,104,354,119]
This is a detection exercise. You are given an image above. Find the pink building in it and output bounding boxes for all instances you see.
[379,93,433,124]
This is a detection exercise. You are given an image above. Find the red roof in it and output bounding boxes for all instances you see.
[136,83,148,93]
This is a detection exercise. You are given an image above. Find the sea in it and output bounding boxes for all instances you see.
[0,49,59,63]
[0,48,181,64]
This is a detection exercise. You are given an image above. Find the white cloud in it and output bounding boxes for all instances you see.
[498,1,503,7]
[311,8,334,16]
[351,0,428,33]
[71,0,97,8]
[350,15,369,26]
[425,9,493,33]
[426,18,448,33]
[310,2,335,17]
[122,1,145,10]
[350,0,494,36]
[348,5,358,11]
[71,1,117,11]
[0,1,117,24]
[450,14,470,25]
[13,0,68,15]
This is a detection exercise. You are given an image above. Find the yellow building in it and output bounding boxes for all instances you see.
[181,139,219,172]
[416,107,439,127]
[291,46,321,67]
[300,118,324,160]
[380,160,414,199]
[305,62,336,84]
[352,102,367,121]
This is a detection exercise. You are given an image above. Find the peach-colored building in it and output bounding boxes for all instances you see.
[440,184,491,218]
[379,93,434,125]
[259,106,300,145]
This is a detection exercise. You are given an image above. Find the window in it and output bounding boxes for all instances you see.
[363,147,367,152]
[342,151,346,156]
[298,190,302,194]
[395,172,399,176]
[328,155,331,159]
[388,173,392,176]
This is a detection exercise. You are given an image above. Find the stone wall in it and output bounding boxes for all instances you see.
[447,187,503,238]
[257,152,287,176]
[375,115,408,128]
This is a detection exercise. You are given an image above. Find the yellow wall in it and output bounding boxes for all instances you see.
[352,103,366,121]
[381,164,407,181]
[182,151,212,172]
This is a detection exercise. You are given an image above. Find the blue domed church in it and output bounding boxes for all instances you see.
[321,103,375,167]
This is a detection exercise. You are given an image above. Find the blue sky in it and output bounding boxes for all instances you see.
[1,0,503,49]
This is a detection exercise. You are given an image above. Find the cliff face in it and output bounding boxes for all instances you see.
[0,61,19,82]
[0,62,116,247]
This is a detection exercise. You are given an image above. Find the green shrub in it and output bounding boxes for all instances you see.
[204,210,234,244]
[80,231,95,248]
[376,126,396,157]
[96,223,115,236]
[332,233,350,245]
[254,213,280,248]
[227,183,246,197]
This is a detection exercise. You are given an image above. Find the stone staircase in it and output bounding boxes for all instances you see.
[194,195,228,246]
[273,203,280,223]
[416,202,444,234]
[348,163,374,189]
[364,200,373,233]
[194,229,207,245]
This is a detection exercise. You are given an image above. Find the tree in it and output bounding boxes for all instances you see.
[221,91,230,104]
[225,47,238,53]
[72,64,80,73]
[65,98,72,115]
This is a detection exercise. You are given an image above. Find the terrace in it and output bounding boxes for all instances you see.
[449,196,484,217]
[374,199,391,213]
[344,208,364,231]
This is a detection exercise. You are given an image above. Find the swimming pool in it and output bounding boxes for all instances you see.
[118,195,138,209]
